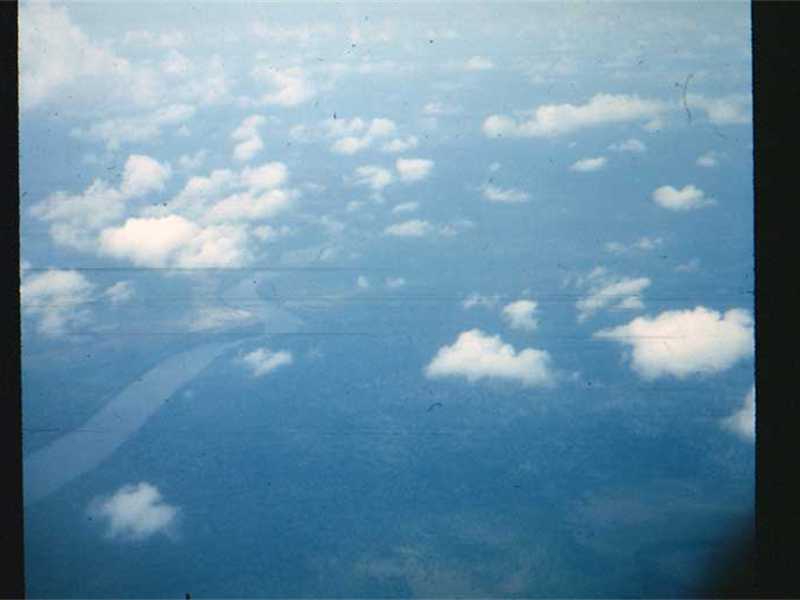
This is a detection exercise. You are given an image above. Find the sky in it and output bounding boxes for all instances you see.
[20,1,754,597]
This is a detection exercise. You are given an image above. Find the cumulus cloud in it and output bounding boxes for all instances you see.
[575,270,651,322]
[462,293,500,310]
[722,386,755,442]
[352,165,395,193]
[384,219,434,238]
[382,136,419,153]
[357,275,370,289]
[20,269,95,336]
[88,482,178,541]
[686,94,751,125]
[608,138,646,153]
[502,300,539,331]
[178,150,208,171]
[392,201,419,214]
[71,104,196,150]
[231,115,266,162]
[605,237,662,254]
[465,56,494,71]
[385,277,406,289]
[104,281,135,305]
[323,117,398,155]
[252,66,315,106]
[481,184,529,203]
[652,185,715,211]
[483,94,666,138]
[594,306,754,379]
[570,157,607,172]
[696,151,719,168]
[425,329,553,387]
[30,154,171,251]
[240,347,293,377]
[396,158,434,182]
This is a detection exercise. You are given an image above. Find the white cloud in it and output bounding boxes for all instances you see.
[687,94,751,125]
[253,224,291,242]
[462,293,500,310]
[481,184,529,204]
[120,154,172,197]
[382,136,419,153]
[392,201,419,214]
[252,66,315,106]
[353,165,394,191]
[483,94,666,138]
[324,117,398,155]
[502,300,539,331]
[608,138,647,153]
[99,216,251,268]
[104,281,135,305]
[124,30,187,48]
[465,56,494,71]
[31,154,171,252]
[396,158,434,182]
[71,104,196,150]
[425,329,553,387]
[178,150,208,171]
[231,115,266,162]
[20,269,95,337]
[489,162,501,172]
[88,482,178,541]
[605,237,662,254]
[652,185,715,211]
[386,277,406,289]
[422,102,461,116]
[570,157,607,172]
[240,162,289,191]
[696,151,719,168]
[357,275,370,289]
[722,386,755,442]
[240,347,293,377]
[594,306,754,379]
[384,219,434,238]
[576,271,651,322]
[675,258,701,272]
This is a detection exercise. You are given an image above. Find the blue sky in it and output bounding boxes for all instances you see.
[20,1,753,597]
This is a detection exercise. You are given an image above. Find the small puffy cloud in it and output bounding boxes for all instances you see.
[71,104,196,150]
[652,185,715,211]
[104,281,134,305]
[392,201,419,214]
[465,56,494,71]
[608,138,646,153]
[252,66,315,106]
[178,150,207,171]
[240,162,289,191]
[722,386,755,442]
[422,102,461,116]
[594,306,754,379]
[385,277,406,289]
[686,94,751,125]
[333,136,372,155]
[20,269,95,336]
[483,94,666,138]
[231,114,266,162]
[382,136,419,153]
[502,300,539,331]
[425,329,553,387]
[252,224,291,242]
[353,165,394,192]
[696,151,719,168]
[123,30,187,48]
[99,216,250,268]
[357,275,370,289]
[675,258,701,273]
[396,158,434,182]
[319,116,397,154]
[88,482,178,541]
[489,162,501,172]
[605,236,662,254]
[481,184,529,203]
[240,347,293,377]
[576,271,651,322]
[463,293,500,310]
[384,219,434,238]
[120,154,172,197]
[570,157,607,172]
